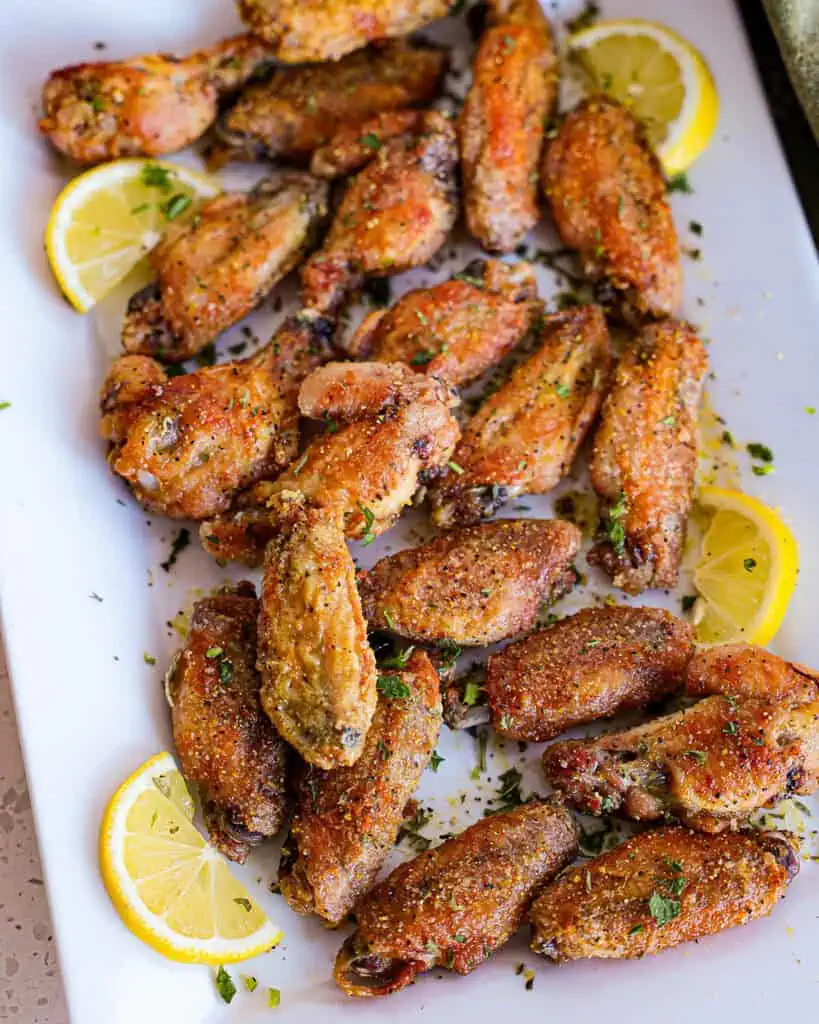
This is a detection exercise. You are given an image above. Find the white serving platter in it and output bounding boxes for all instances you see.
[1,0,819,1021]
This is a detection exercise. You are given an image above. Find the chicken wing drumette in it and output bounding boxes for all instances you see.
[460,0,557,252]
[431,305,613,528]
[165,583,289,863]
[542,96,682,322]
[122,173,328,361]
[588,319,707,594]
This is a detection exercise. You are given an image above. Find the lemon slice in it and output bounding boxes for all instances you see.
[100,752,282,964]
[691,487,798,645]
[570,19,719,175]
[46,160,219,313]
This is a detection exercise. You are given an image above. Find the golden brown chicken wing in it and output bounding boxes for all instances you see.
[122,174,328,361]
[542,96,681,322]
[100,311,333,520]
[529,827,799,962]
[430,305,613,528]
[357,518,581,646]
[237,0,455,63]
[334,801,577,997]
[588,319,708,594]
[301,111,458,314]
[460,0,557,252]
[40,34,272,164]
[310,109,427,179]
[685,643,819,702]
[165,583,289,863]
[279,650,441,925]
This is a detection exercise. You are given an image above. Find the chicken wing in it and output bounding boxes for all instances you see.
[279,650,441,925]
[40,34,271,164]
[165,583,289,863]
[588,319,708,594]
[237,0,455,64]
[301,111,458,314]
[530,827,799,962]
[541,96,681,322]
[460,0,557,252]
[345,259,541,387]
[357,518,581,646]
[334,801,577,997]
[122,173,328,361]
[310,109,426,179]
[685,643,819,702]
[100,311,333,520]
[430,305,612,528]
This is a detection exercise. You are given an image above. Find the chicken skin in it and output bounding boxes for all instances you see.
[431,305,613,528]
[310,109,427,179]
[122,173,328,361]
[279,650,441,925]
[237,0,455,64]
[358,518,581,646]
[40,34,272,164]
[301,111,458,314]
[588,319,708,594]
[345,259,541,387]
[334,801,577,997]
[100,311,333,520]
[542,96,681,322]
[460,0,557,252]
[165,584,289,863]
[444,606,694,740]
[685,643,819,702]
[530,827,799,962]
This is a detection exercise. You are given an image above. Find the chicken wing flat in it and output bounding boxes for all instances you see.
[238,0,454,64]
[685,643,819,702]
[542,96,681,322]
[301,112,458,314]
[358,518,581,646]
[279,650,441,925]
[334,801,577,997]
[588,319,708,594]
[460,0,557,252]
[310,109,426,179]
[166,583,289,863]
[530,827,799,962]
[430,305,612,528]
[122,174,328,361]
[345,259,541,387]
[40,34,271,164]
[100,311,333,520]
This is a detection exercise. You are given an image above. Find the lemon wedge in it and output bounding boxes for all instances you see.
[691,487,798,646]
[99,752,282,964]
[570,18,719,175]
[46,160,219,313]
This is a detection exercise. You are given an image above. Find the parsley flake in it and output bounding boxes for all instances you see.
[648,891,681,926]
[214,966,237,1004]
[377,674,411,699]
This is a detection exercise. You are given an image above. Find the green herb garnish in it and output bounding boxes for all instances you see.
[214,966,237,1004]
[377,674,411,699]
[648,891,681,926]
[163,193,192,221]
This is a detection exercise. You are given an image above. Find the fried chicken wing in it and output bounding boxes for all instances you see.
[100,311,333,520]
[542,96,681,322]
[301,111,458,314]
[530,827,799,962]
[279,650,441,925]
[122,174,328,361]
[310,109,427,179]
[460,0,557,252]
[40,34,271,164]
[334,801,577,996]
[685,643,819,702]
[358,518,581,646]
[165,583,289,863]
[588,319,708,594]
[430,305,612,528]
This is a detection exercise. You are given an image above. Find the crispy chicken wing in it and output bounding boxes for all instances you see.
[588,319,708,594]
[685,643,819,702]
[460,0,557,252]
[430,305,612,528]
[358,518,581,646]
[165,583,289,863]
[301,111,458,314]
[530,827,799,962]
[310,109,426,179]
[334,801,577,997]
[279,650,441,925]
[122,174,328,361]
[40,34,271,164]
[542,96,681,322]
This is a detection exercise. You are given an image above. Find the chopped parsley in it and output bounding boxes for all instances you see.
[493,767,524,812]
[361,277,392,308]
[452,272,485,289]
[0,401,10,411]
[379,644,415,669]
[377,674,411,699]
[241,975,258,992]
[214,966,237,1004]
[462,678,483,706]
[143,652,156,665]
[430,750,445,772]
[233,897,252,912]
[470,729,488,779]
[447,459,465,475]
[667,172,693,194]
[747,441,774,462]
[554,382,571,399]
[268,988,281,1009]
[689,220,703,236]
[603,492,628,555]
[566,1,600,33]
[218,658,234,686]
[436,639,462,671]
[629,924,644,936]
[723,720,739,736]
[411,349,436,366]
[160,528,190,572]
[399,806,433,851]
[360,132,382,151]
[358,502,376,545]
[685,750,708,764]
[141,164,173,191]
[744,557,757,572]
[205,646,223,659]
[162,193,192,221]
[648,890,681,927]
